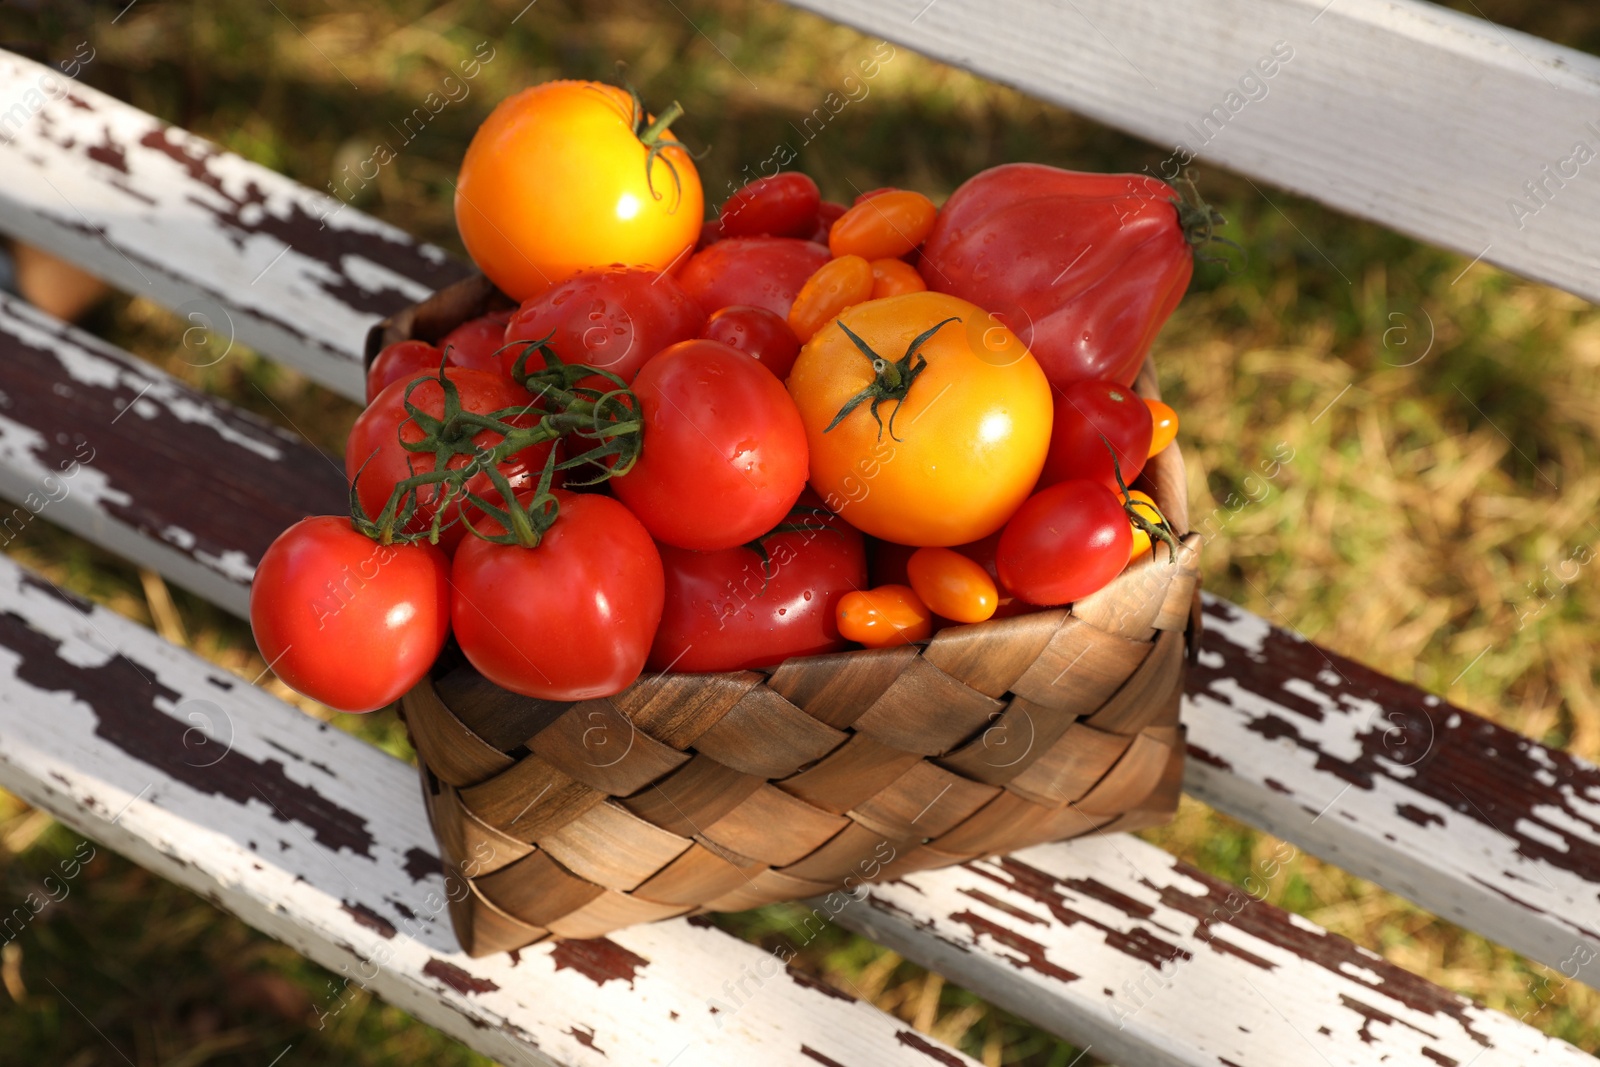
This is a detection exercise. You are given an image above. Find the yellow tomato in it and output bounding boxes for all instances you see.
[787,291,1053,546]
[1124,489,1164,561]
[454,81,703,301]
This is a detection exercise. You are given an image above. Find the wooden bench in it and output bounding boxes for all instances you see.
[1,0,1598,1061]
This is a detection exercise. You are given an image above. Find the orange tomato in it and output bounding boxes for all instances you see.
[1124,489,1163,561]
[907,547,997,623]
[455,81,703,301]
[788,291,1053,546]
[829,190,938,260]
[788,255,874,343]
[869,258,927,299]
[837,584,932,647]
[1145,398,1179,457]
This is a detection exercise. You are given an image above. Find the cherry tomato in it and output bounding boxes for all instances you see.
[367,339,443,403]
[612,339,809,550]
[250,517,450,713]
[997,480,1131,606]
[501,267,705,388]
[702,305,802,379]
[345,368,553,554]
[1146,398,1179,456]
[455,80,703,301]
[788,291,1053,546]
[676,237,830,318]
[806,201,849,243]
[452,491,664,700]
[870,258,926,299]
[829,190,938,260]
[788,255,874,343]
[1124,489,1163,561]
[873,533,1031,621]
[440,311,514,376]
[907,547,997,624]
[1038,380,1154,493]
[718,172,821,238]
[648,497,866,672]
[837,584,931,647]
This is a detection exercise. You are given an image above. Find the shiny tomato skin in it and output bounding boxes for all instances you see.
[451,491,663,700]
[1038,380,1154,493]
[501,268,705,387]
[870,531,1029,620]
[787,255,874,343]
[997,479,1131,606]
[367,340,443,403]
[249,517,450,713]
[718,172,822,238]
[677,237,831,318]
[702,305,802,380]
[907,546,997,624]
[1146,398,1179,456]
[612,339,809,550]
[440,311,514,376]
[870,258,926,299]
[828,190,938,261]
[647,503,866,672]
[919,163,1193,388]
[836,584,931,647]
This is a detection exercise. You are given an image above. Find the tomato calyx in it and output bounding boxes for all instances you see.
[826,315,960,441]
[1170,170,1242,267]
[1105,437,1179,562]
[619,83,695,213]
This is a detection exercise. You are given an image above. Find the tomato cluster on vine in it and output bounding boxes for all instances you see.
[249,78,1203,713]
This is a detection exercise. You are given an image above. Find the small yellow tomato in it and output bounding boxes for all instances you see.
[1145,399,1179,457]
[907,547,998,623]
[1124,489,1164,561]
[837,584,932,647]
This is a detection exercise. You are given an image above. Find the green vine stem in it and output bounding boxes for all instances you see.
[826,316,959,441]
[1104,437,1179,563]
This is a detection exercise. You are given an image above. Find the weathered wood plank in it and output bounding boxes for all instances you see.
[784,0,1600,304]
[0,554,980,1067]
[0,49,470,401]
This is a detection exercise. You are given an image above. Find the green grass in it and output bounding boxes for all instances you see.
[1,0,1599,1063]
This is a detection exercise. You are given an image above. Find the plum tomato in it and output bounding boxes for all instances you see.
[439,310,514,376]
[836,584,931,647]
[828,189,938,260]
[367,339,443,403]
[501,267,705,387]
[451,490,664,700]
[871,532,1029,621]
[702,305,802,379]
[997,479,1131,606]
[613,339,809,550]
[249,517,450,713]
[1146,398,1179,457]
[869,258,926,299]
[647,498,866,672]
[1038,380,1154,493]
[676,237,830,318]
[717,172,821,239]
[907,546,997,624]
[788,255,874,343]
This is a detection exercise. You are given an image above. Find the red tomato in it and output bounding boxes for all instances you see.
[612,339,809,550]
[345,368,553,553]
[676,237,830,318]
[702,305,802,379]
[250,517,450,713]
[501,268,705,387]
[452,491,663,700]
[1038,380,1155,492]
[997,480,1131,605]
[718,172,821,239]
[648,500,866,672]
[919,163,1197,387]
[440,310,513,376]
[367,340,443,403]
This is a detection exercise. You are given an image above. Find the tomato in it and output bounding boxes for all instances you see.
[612,339,809,550]
[452,491,663,700]
[1146,398,1179,456]
[872,532,1029,621]
[870,258,926,299]
[676,237,830,318]
[455,80,703,301]
[787,291,1053,546]
[440,311,514,376]
[806,201,849,244]
[829,189,938,261]
[648,498,866,672]
[919,163,1200,388]
[837,585,931,647]
[997,480,1131,606]
[702,305,801,379]
[345,368,553,553]
[367,339,443,403]
[250,517,450,713]
[788,255,874,343]
[1124,489,1163,561]
[907,547,997,624]
[853,188,895,205]
[1038,380,1154,493]
[502,268,705,387]
[718,172,821,238]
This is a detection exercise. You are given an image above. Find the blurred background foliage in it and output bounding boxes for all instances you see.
[0,0,1598,1063]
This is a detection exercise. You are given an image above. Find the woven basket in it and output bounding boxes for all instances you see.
[366,275,1203,956]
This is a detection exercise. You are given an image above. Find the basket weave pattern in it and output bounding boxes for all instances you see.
[376,276,1203,955]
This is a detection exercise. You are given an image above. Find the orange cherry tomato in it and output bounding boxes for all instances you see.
[829,190,938,261]
[1125,489,1163,561]
[1146,399,1179,457]
[837,584,932,647]
[907,547,997,624]
[788,255,874,342]
[869,258,927,299]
